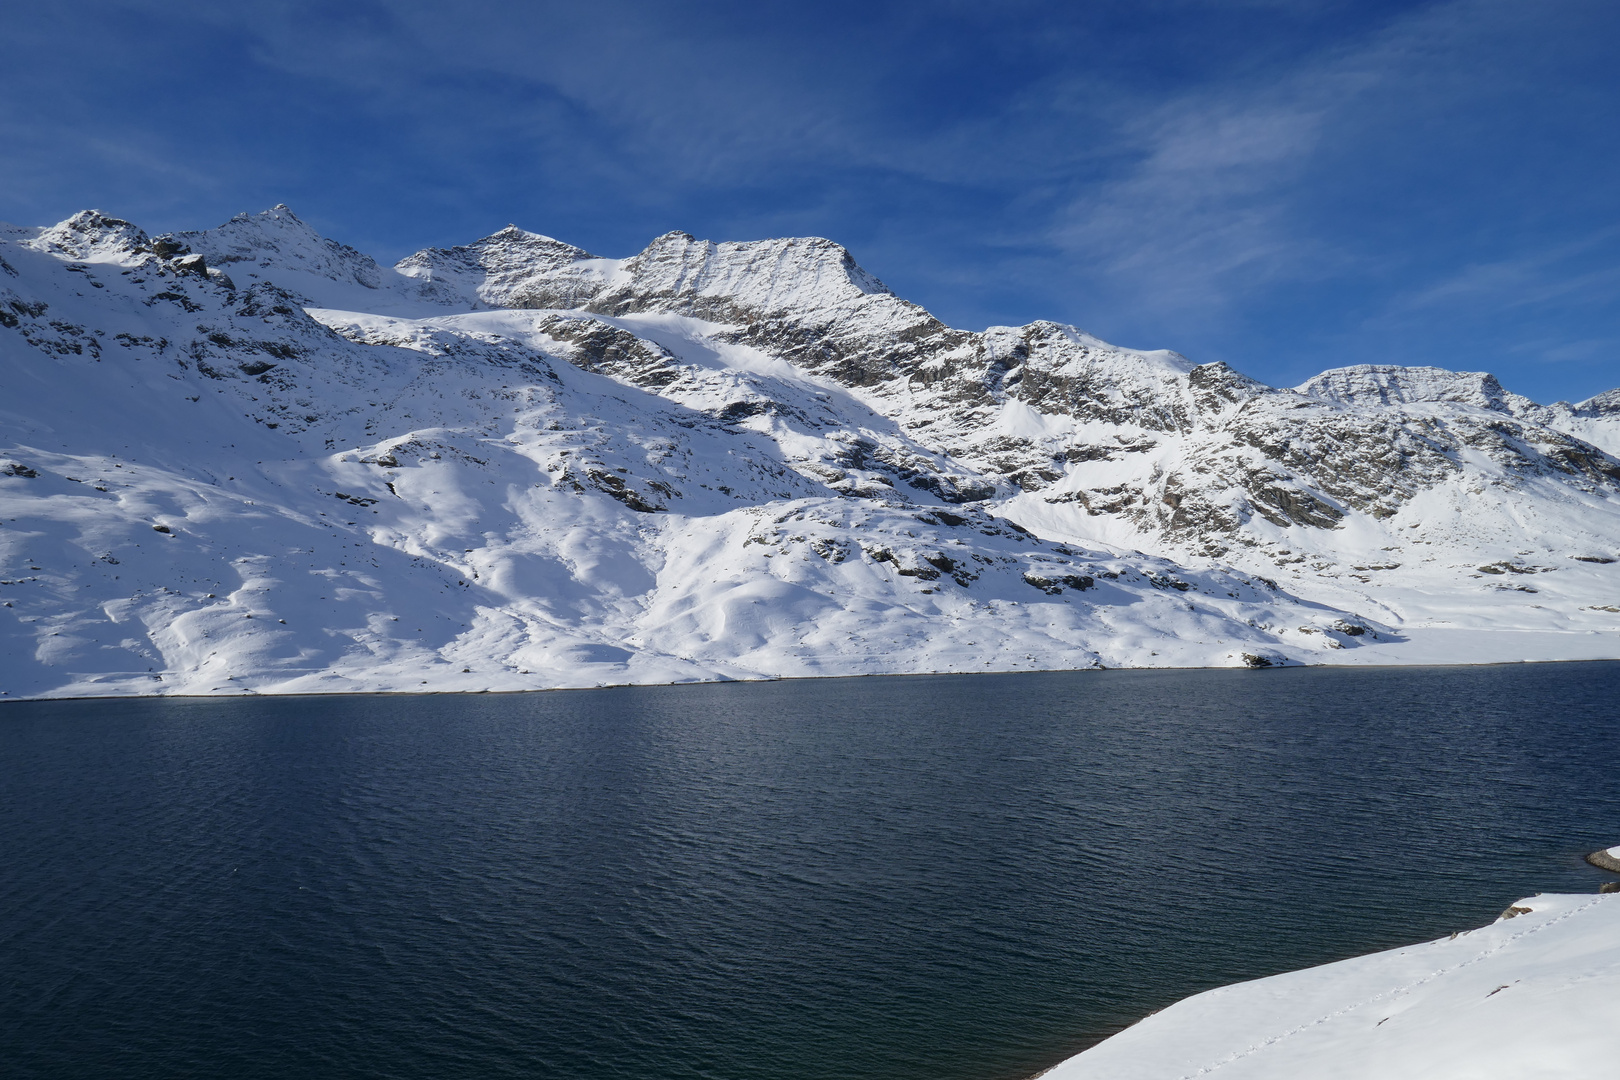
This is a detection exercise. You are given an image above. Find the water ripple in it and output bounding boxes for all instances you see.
[2,664,1619,1079]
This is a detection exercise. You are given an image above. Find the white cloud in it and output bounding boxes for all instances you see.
[1037,0,1595,318]
[1397,227,1620,312]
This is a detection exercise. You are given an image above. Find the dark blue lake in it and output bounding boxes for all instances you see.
[3,664,1618,1079]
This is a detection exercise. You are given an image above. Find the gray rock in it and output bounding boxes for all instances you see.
[1584,849,1620,873]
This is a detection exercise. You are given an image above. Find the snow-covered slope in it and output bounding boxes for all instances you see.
[1047,892,1620,1080]
[2,206,1617,698]
[372,213,1620,667]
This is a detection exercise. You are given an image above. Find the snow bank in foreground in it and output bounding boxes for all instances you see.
[1047,892,1620,1080]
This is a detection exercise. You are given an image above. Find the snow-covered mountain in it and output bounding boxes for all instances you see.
[2,206,1616,698]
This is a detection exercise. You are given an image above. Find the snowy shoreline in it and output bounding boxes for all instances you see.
[1043,890,1620,1080]
[5,652,1619,704]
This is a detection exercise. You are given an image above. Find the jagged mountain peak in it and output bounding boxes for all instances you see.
[982,321,1197,375]
[394,225,609,310]
[211,203,316,237]
[577,230,958,390]
[29,210,152,262]
[389,220,950,385]
[423,223,599,260]
[396,224,902,321]
[167,205,385,291]
[484,223,590,250]
[143,205,467,315]
[1187,359,1271,390]
[1569,387,1620,417]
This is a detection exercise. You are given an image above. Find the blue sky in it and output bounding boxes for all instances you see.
[4,0,1618,402]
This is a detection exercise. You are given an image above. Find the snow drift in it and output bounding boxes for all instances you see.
[1047,892,1620,1080]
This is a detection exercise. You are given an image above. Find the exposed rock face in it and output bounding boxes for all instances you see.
[584,232,972,388]
[1564,388,1620,420]
[1299,364,1542,414]
[533,315,684,389]
[1300,363,1620,460]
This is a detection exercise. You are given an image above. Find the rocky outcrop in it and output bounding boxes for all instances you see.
[1299,364,1542,415]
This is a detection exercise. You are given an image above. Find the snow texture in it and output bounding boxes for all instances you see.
[1047,892,1620,1080]
[2,206,1618,698]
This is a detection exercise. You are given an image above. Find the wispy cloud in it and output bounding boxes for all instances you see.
[1507,335,1620,368]
[1396,226,1620,312]
[1037,25,1415,316]
[1050,97,1336,306]
[1035,0,1611,322]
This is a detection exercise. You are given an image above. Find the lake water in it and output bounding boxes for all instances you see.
[3,664,1618,1079]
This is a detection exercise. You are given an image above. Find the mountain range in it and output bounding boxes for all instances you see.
[2,205,1616,698]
